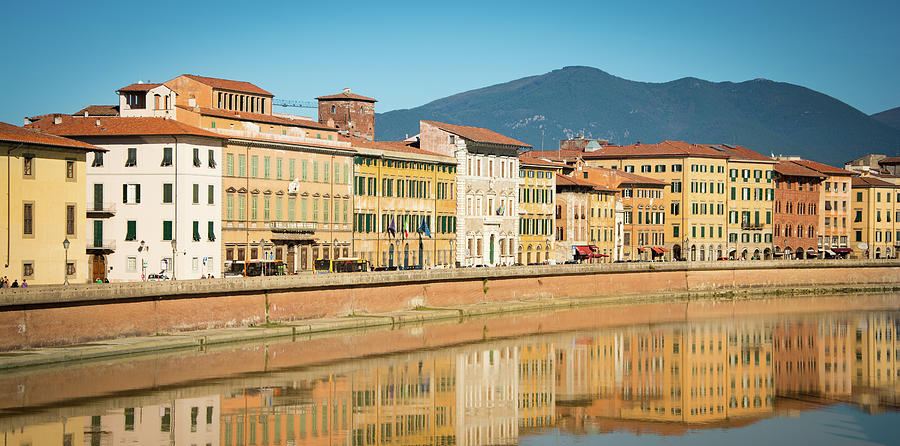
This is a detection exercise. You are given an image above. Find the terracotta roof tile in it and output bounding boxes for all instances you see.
[179,105,333,131]
[117,83,163,92]
[0,121,102,151]
[711,144,773,161]
[556,173,617,192]
[578,140,729,159]
[878,157,900,165]
[73,105,119,116]
[340,135,451,160]
[422,120,531,148]
[852,176,897,187]
[791,159,855,176]
[25,116,222,139]
[180,74,273,96]
[578,167,666,188]
[316,91,377,102]
[518,152,568,169]
[774,160,825,178]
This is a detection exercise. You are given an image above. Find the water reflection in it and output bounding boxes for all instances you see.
[2,307,898,445]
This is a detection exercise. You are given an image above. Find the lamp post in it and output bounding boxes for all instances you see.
[62,238,70,285]
[139,240,148,281]
[259,239,266,276]
[449,239,455,268]
[334,238,339,259]
[171,239,177,280]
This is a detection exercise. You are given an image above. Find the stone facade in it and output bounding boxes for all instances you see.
[773,161,824,259]
[316,89,377,141]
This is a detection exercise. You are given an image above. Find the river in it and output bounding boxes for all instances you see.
[0,293,897,445]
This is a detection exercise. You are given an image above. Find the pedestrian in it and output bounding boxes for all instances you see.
[10,279,18,288]
[0,277,7,288]
[21,279,27,288]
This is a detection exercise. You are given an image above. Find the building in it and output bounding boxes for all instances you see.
[790,159,855,258]
[554,174,602,263]
[773,161,824,259]
[349,137,457,269]
[563,140,732,262]
[317,89,377,141]
[27,116,225,281]
[0,121,99,284]
[576,166,667,261]
[850,176,899,259]
[716,145,776,260]
[517,156,564,264]
[417,121,529,267]
[845,154,887,174]
[117,82,177,119]
[164,74,355,272]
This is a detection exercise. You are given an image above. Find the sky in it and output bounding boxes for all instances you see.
[2,0,898,125]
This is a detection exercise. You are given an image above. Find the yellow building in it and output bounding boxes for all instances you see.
[572,141,730,261]
[517,157,564,264]
[349,137,457,269]
[0,121,99,284]
[165,75,355,272]
[719,146,776,260]
[517,342,556,430]
[850,176,899,259]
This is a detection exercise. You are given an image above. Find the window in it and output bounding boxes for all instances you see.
[238,154,246,177]
[66,262,75,277]
[276,158,283,179]
[162,183,173,204]
[264,157,271,178]
[226,154,234,176]
[208,149,216,168]
[191,148,200,167]
[208,221,215,241]
[163,221,173,240]
[193,221,201,241]
[66,204,76,235]
[23,202,34,235]
[251,156,259,178]
[124,184,141,204]
[23,262,34,277]
[160,147,173,167]
[208,185,215,204]
[192,184,199,204]
[126,220,137,241]
[66,160,75,179]
[125,147,137,167]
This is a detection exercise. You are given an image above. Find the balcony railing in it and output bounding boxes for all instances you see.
[270,221,318,233]
[87,239,116,253]
[208,128,352,149]
[741,222,764,230]
[87,202,116,217]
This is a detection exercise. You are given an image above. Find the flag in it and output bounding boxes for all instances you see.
[403,217,409,239]
[387,217,396,238]
[497,203,504,216]
[418,218,432,238]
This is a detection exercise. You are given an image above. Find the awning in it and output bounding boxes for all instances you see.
[657,247,668,253]
[825,249,836,256]
[637,247,646,253]
[651,247,664,255]
[833,248,853,253]
[574,246,593,256]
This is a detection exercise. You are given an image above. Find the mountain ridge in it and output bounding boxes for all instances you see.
[375,66,900,165]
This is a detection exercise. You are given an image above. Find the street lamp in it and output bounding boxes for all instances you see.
[138,240,148,281]
[62,238,70,285]
[333,238,339,260]
[449,239,455,268]
[170,239,177,280]
[259,239,266,276]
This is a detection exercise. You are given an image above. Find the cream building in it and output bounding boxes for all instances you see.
[0,121,99,284]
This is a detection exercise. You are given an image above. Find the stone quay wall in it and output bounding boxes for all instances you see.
[0,260,897,351]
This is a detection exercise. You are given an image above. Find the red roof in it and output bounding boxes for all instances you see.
[578,140,729,159]
[791,159,854,176]
[117,83,163,92]
[579,167,666,189]
[774,160,825,178]
[518,152,568,169]
[179,74,273,96]
[878,157,900,165]
[340,135,452,160]
[556,174,612,191]
[316,91,377,102]
[26,116,222,139]
[0,121,102,151]
[180,105,333,131]
[422,120,531,148]
[73,105,119,116]
[852,176,897,187]
[712,144,773,161]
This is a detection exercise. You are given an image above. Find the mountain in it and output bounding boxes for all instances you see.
[376,66,900,166]
[871,107,900,131]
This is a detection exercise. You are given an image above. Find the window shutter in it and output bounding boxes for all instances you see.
[136,184,141,203]
[123,184,128,203]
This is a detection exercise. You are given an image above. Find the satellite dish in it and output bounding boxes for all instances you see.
[858,243,869,250]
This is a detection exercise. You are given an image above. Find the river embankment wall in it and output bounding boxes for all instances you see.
[0,259,897,350]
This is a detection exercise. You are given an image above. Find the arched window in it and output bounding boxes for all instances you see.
[331,105,336,114]
[154,94,161,110]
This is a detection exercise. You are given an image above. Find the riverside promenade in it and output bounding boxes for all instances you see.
[0,259,898,367]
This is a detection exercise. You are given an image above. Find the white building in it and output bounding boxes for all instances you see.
[417,121,529,267]
[27,115,224,281]
[117,82,177,119]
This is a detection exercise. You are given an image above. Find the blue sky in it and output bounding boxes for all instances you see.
[2,0,898,125]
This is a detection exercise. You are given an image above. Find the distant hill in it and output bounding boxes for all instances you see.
[376,66,900,166]
[871,107,900,131]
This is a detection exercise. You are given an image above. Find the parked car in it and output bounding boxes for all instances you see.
[147,273,170,281]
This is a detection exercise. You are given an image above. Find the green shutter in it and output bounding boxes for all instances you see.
[208,221,215,241]
[135,184,141,203]
[123,184,127,203]
[192,184,199,204]
[126,220,136,241]
[193,221,200,241]
[208,185,214,204]
[163,221,172,240]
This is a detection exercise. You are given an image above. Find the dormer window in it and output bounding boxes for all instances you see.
[331,105,336,114]
[450,135,456,144]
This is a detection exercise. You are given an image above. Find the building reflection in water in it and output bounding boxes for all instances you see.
[1,311,897,445]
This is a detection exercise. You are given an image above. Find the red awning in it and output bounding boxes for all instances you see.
[833,248,853,253]
[650,247,663,254]
[637,247,646,253]
[574,246,593,256]
[657,247,669,253]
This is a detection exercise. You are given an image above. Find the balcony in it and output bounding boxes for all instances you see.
[86,239,116,254]
[87,202,116,218]
[741,222,764,230]
[270,221,318,233]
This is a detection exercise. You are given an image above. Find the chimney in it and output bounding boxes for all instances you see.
[54,116,63,125]
[95,118,101,126]
[343,87,351,94]
[84,111,89,117]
